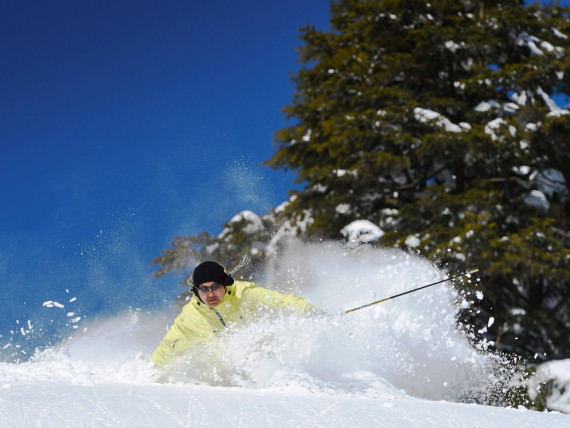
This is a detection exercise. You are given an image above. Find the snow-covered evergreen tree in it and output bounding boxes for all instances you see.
[154,0,570,359]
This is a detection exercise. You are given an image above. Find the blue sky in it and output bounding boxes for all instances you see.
[0,0,329,350]
[1,1,329,243]
[0,1,568,355]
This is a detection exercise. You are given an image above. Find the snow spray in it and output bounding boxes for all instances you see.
[160,241,513,404]
[1,240,515,406]
[343,268,479,314]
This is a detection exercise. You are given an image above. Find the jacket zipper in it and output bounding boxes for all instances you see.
[213,309,227,327]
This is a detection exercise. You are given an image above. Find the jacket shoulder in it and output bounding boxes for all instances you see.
[230,280,258,297]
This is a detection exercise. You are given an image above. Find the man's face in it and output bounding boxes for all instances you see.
[197,281,226,308]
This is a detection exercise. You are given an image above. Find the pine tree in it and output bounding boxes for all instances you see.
[153,0,570,360]
[265,0,570,358]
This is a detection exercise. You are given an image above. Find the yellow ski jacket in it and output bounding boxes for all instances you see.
[152,280,315,367]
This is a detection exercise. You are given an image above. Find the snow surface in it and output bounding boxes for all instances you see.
[2,243,569,427]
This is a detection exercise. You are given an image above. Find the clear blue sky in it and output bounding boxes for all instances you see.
[0,1,567,355]
[1,0,329,244]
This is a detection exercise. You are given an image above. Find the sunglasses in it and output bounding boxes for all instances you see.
[196,283,223,293]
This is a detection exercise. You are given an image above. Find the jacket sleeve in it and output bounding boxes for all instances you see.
[242,284,318,316]
[152,309,206,367]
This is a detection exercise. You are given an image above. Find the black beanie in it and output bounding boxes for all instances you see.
[192,261,234,287]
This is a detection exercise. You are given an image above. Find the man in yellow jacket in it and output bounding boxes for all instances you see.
[152,260,318,367]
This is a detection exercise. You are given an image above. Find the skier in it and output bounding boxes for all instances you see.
[152,260,320,367]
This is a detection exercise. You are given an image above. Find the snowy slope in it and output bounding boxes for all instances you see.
[1,244,569,427]
[2,381,569,427]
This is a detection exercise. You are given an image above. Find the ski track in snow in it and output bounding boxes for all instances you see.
[1,382,569,427]
[1,244,569,427]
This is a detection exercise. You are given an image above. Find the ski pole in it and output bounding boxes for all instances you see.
[344,268,479,314]
[229,254,251,276]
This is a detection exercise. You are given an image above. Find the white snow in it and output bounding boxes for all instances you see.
[533,360,570,414]
[475,100,499,112]
[42,301,64,309]
[0,379,567,427]
[340,220,384,246]
[552,28,568,40]
[2,244,570,427]
[274,196,294,214]
[513,91,528,106]
[218,210,265,239]
[405,235,421,248]
[523,190,550,210]
[537,86,563,112]
[517,32,544,56]
[512,166,531,176]
[530,168,567,197]
[444,40,464,53]
[333,169,357,178]
[230,210,265,234]
[547,109,569,117]
[485,118,517,140]
[413,107,462,133]
[335,203,351,214]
